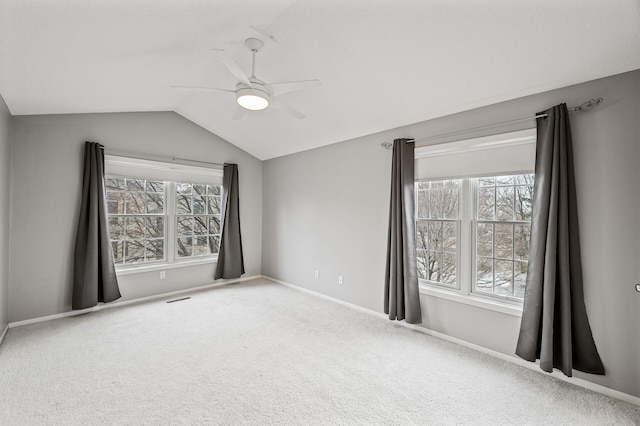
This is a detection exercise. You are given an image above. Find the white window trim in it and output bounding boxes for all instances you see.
[105,156,223,275]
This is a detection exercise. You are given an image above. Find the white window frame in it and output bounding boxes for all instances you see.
[104,155,223,275]
[414,129,536,316]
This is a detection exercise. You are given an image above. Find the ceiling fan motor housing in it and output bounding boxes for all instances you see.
[236,80,270,111]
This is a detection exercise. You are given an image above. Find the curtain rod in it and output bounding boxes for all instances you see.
[104,148,224,168]
[381,98,603,149]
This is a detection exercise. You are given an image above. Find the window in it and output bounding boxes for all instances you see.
[104,155,223,270]
[415,174,533,302]
[413,129,537,305]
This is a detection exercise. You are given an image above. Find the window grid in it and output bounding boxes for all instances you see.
[415,179,460,288]
[176,183,222,259]
[106,177,166,265]
[106,176,222,268]
[474,174,534,300]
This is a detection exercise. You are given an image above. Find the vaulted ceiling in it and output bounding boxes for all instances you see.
[1,0,639,160]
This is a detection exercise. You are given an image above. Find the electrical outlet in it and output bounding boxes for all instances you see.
[160,271,166,279]
[314,270,319,279]
[338,276,343,285]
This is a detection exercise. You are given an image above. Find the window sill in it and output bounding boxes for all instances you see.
[116,256,218,276]
[418,283,523,317]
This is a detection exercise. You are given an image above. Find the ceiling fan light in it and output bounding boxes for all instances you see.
[236,88,269,111]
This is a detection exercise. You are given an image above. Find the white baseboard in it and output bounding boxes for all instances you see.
[8,275,261,329]
[263,275,640,407]
[0,323,8,347]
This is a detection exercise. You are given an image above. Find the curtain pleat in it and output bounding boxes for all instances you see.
[384,139,422,324]
[72,142,121,309]
[214,163,245,279]
[515,104,604,376]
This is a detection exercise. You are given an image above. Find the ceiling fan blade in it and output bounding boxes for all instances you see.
[270,98,306,119]
[266,79,321,97]
[171,85,235,93]
[212,49,253,88]
[232,107,245,120]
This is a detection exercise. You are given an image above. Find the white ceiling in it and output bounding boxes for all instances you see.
[1,0,639,160]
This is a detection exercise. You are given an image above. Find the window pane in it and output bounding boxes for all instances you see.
[177,183,192,194]
[126,217,144,239]
[416,182,430,190]
[417,190,429,219]
[194,216,207,235]
[145,217,164,239]
[443,188,458,219]
[177,237,192,258]
[176,195,191,214]
[515,185,533,221]
[193,197,206,215]
[442,222,456,253]
[193,184,206,195]
[107,192,124,214]
[495,260,513,296]
[496,175,514,185]
[125,192,145,214]
[428,251,442,282]
[146,193,164,214]
[429,189,443,218]
[209,216,221,235]
[108,217,124,240]
[428,222,442,251]
[207,185,221,196]
[145,239,164,261]
[478,188,495,220]
[208,235,220,255]
[124,240,144,263]
[496,186,514,220]
[441,253,456,286]
[145,181,164,192]
[479,177,495,187]
[515,174,534,186]
[207,196,221,215]
[494,224,513,259]
[177,216,194,236]
[105,177,125,191]
[193,236,210,256]
[476,257,493,293]
[126,178,145,192]
[476,223,493,257]
[416,219,428,250]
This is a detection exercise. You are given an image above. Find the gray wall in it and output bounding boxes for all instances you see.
[9,112,262,322]
[262,69,640,398]
[0,94,11,333]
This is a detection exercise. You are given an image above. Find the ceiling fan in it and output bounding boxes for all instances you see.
[173,38,321,119]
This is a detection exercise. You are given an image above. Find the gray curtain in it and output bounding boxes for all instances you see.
[214,163,245,279]
[72,142,121,309]
[515,104,604,376]
[384,139,422,324]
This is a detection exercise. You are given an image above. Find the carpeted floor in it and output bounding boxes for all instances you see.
[1,278,638,425]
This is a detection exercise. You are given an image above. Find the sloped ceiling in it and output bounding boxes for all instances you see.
[1,0,639,160]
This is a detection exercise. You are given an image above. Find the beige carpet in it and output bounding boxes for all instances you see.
[1,278,638,425]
